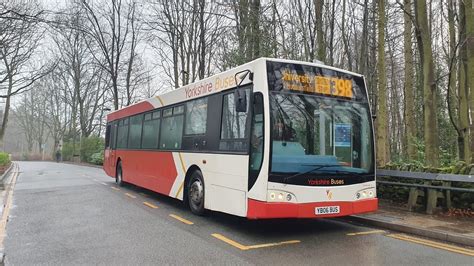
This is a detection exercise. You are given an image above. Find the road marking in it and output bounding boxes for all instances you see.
[111,186,120,191]
[212,233,248,250]
[169,214,194,225]
[139,192,148,197]
[100,182,108,186]
[347,230,385,236]
[387,234,474,256]
[143,202,158,209]
[211,233,300,251]
[92,179,98,182]
[0,164,19,250]
[125,193,136,199]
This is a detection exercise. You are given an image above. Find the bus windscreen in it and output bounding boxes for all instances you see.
[267,61,375,186]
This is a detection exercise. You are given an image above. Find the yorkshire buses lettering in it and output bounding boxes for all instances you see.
[215,75,236,91]
[282,70,353,98]
[307,179,345,186]
[185,74,239,99]
[185,82,213,99]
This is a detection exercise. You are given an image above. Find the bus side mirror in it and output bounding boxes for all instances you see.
[235,89,247,112]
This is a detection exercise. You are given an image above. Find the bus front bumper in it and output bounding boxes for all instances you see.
[247,198,378,219]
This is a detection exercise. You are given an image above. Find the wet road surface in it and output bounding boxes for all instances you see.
[3,162,473,265]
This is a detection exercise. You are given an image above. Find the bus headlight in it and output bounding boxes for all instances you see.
[267,190,296,202]
[356,188,375,200]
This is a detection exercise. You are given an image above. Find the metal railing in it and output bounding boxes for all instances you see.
[376,169,474,214]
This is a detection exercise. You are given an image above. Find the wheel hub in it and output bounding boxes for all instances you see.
[190,180,203,205]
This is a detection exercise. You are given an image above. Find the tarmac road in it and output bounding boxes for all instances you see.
[2,161,473,265]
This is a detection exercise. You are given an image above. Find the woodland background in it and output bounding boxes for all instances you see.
[0,0,473,169]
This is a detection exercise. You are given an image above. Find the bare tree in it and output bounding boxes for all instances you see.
[0,1,50,146]
[79,0,142,110]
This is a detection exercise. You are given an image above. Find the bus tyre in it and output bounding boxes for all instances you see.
[116,162,124,187]
[188,170,205,215]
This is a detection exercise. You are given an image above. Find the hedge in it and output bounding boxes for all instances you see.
[0,152,10,166]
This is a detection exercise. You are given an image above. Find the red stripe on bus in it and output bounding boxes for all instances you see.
[111,150,179,196]
[246,198,378,219]
[107,101,155,121]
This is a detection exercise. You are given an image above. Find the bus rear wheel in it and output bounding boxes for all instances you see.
[116,161,124,187]
[187,170,205,215]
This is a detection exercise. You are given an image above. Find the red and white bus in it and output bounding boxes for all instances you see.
[103,58,377,219]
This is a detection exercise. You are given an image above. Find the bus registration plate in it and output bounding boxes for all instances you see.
[315,206,340,215]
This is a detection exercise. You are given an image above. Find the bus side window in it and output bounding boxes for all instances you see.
[159,106,184,150]
[142,111,160,149]
[128,114,143,149]
[105,125,111,148]
[249,92,264,190]
[219,89,251,152]
[117,118,129,149]
[110,122,117,149]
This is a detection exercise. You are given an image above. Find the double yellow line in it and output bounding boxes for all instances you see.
[0,164,19,250]
[388,234,474,256]
[212,233,300,251]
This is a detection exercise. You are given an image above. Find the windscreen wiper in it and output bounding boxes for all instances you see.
[283,164,342,183]
[325,170,372,177]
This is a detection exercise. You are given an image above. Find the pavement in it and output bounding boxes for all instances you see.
[0,161,473,265]
[345,202,474,247]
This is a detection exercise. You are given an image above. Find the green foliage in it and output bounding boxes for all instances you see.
[89,151,104,165]
[0,152,11,166]
[61,136,104,164]
[61,141,75,161]
[80,136,104,163]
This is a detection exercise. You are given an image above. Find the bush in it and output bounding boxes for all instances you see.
[61,136,105,163]
[0,152,10,166]
[80,136,105,163]
[61,141,80,161]
[89,151,104,165]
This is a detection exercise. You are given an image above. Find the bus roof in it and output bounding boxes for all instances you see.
[106,58,363,122]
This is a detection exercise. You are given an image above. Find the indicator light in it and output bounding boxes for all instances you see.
[278,193,284,200]
[362,191,367,198]
[270,193,275,200]
[368,191,374,197]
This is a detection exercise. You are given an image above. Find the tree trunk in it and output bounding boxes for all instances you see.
[358,0,369,75]
[376,0,389,166]
[0,76,13,149]
[414,0,439,167]
[250,0,260,59]
[403,0,416,160]
[455,0,470,161]
[314,0,325,62]
[465,0,474,162]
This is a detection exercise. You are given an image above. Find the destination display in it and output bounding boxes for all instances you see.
[267,61,368,101]
[281,70,353,98]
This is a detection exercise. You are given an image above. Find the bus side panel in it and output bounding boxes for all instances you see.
[116,150,178,195]
[103,148,114,178]
[172,153,249,217]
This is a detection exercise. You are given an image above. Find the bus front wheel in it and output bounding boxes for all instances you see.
[116,161,124,187]
[187,170,205,215]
